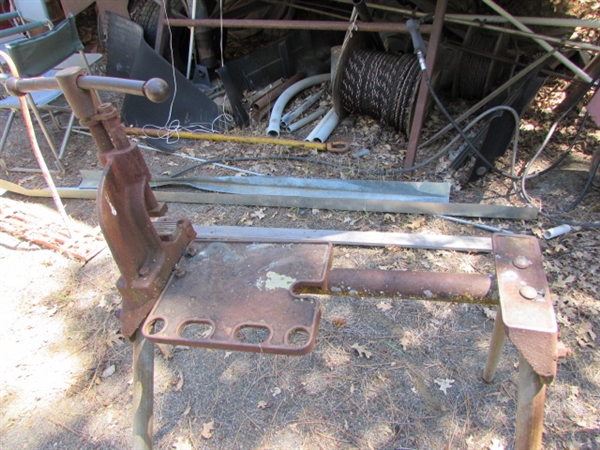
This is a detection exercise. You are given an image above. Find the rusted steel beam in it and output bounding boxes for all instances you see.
[404,0,448,168]
[321,268,496,303]
[165,18,432,34]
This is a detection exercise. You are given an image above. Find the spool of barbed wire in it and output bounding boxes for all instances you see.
[336,48,421,135]
[453,28,509,100]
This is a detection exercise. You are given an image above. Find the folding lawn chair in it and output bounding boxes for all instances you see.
[0,14,102,171]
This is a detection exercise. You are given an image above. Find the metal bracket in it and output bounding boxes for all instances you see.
[493,234,558,382]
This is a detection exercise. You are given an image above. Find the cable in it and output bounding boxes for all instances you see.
[561,150,599,212]
[408,19,600,227]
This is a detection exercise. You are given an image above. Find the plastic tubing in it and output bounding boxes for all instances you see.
[543,224,572,240]
[281,89,324,128]
[305,108,339,142]
[286,108,326,133]
[266,73,330,137]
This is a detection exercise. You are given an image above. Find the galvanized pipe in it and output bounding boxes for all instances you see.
[267,73,328,137]
[322,268,496,303]
[515,354,547,450]
[307,107,340,143]
[166,18,432,34]
[286,108,327,133]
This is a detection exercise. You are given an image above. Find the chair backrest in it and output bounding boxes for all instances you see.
[12,0,51,24]
[5,14,83,77]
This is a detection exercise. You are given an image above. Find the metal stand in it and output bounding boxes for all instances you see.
[6,69,566,450]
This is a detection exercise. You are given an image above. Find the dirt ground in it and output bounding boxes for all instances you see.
[1,5,600,450]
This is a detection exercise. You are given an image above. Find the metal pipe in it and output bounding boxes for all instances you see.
[449,18,600,53]
[281,89,324,128]
[166,18,433,34]
[482,307,507,383]
[267,73,330,137]
[185,0,198,80]
[436,215,515,234]
[248,78,284,105]
[330,0,600,29]
[132,328,154,450]
[304,109,333,142]
[308,107,340,143]
[481,0,592,83]
[321,268,496,303]
[8,73,170,103]
[286,108,327,133]
[515,354,547,450]
[252,73,305,118]
[126,126,349,152]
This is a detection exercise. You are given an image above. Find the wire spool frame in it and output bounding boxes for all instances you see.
[453,28,510,100]
[338,49,421,134]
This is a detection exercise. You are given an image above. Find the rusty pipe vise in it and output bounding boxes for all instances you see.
[6,68,567,450]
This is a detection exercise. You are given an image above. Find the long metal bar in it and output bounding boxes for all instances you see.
[449,18,600,53]
[190,225,494,252]
[322,268,496,303]
[132,328,154,450]
[404,0,448,168]
[165,17,432,34]
[330,0,600,29]
[515,354,547,450]
[125,127,349,152]
[0,177,539,219]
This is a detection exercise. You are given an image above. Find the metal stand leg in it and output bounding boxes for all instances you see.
[133,328,154,450]
[482,307,507,383]
[515,354,546,450]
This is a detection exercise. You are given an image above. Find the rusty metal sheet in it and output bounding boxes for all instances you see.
[142,241,332,355]
[493,234,558,381]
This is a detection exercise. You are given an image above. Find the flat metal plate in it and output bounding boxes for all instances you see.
[493,234,556,333]
[142,241,332,355]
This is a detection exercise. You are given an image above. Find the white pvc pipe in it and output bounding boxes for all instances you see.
[286,108,327,133]
[312,109,340,142]
[186,0,198,80]
[543,224,572,240]
[266,73,330,137]
[281,88,324,127]
[482,0,592,83]
[305,107,339,142]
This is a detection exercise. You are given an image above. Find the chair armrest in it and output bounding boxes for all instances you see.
[0,20,50,39]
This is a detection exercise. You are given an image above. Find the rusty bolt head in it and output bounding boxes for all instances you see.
[512,256,533,269]
[139,265,150,277]
[519,285,538,300]
[173,264,186,278]
[185,244,198,257]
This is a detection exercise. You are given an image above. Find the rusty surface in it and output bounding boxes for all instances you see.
[91,103,196,339]
[143,241,332,355]
[322,268,495,303]
[404,0,448,168]
[493,234,558,381]
[251,72,305,121]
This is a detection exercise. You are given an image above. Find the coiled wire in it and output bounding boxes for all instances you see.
[340,49,421,134]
